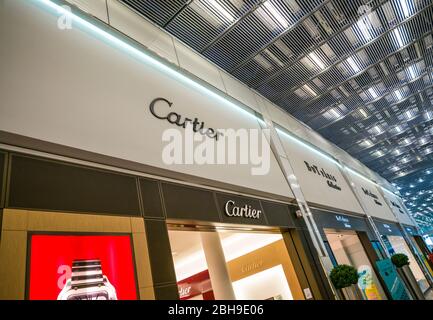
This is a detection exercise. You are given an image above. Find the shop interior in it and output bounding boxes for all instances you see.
[325,230,387,300]
[381,235,430,293]
[167,226,302,300]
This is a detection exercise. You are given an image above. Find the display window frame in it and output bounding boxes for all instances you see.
[25,231,140,300]
[323,228,390,300]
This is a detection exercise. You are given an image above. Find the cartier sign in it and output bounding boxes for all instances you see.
[224,200,261,219]
[149,97,223,141]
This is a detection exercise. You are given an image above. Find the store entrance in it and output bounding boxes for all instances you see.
[381,235,430,293]
[324,229,387,300]
[167,226,303,300]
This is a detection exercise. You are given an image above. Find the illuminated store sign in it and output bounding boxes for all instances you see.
[304,161,341,191]
[361,187,383,206]
[224,200,261,219]
[149,97,223,141]
[28,234,137,300]
[383,224,393,233]
[335,215,352,228]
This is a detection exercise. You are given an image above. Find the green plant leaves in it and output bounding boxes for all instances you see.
[329,264,359,289]
[391,253,410,268]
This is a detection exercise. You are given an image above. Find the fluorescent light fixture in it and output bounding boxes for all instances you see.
[359,108,368,118]
[208,0,235,22]
[405,109,415,120]
[303,84,317,97]
[374,150,384,157]
[264,49,284,67]
[408,65,416,79]
[36,0,263,125]
[329,107,341,119]
[419,137,427,145]
[393,29,404,47]
[390,165,400,171]
[400,0,411,18]
[394,126,402,133]
[368,87,378,98]
[361,139,373,148]
[309,52,325,70]
[264,0,288,28]
[373,125,383,135]
[395,89,403,100]
[357,19,372,41]
[425,111,433,120]
[347,56,360,73]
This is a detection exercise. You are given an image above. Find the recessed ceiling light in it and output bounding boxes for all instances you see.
[208,0,235,23]
[303,84,317,97]
[359,108,368,118]
[309,52,325,70]
[400,0,411,18]
[408,64,417,79]
[393,28,404,48]
[347,56,360,73]
[368,87,378,98]
[264,0,288,28]
[395,89,403,100]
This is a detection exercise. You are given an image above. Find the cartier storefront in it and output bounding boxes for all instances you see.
[0,149,334,300]
[158,183,331,300]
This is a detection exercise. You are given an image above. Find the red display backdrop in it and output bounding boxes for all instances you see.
[28,234,137,300]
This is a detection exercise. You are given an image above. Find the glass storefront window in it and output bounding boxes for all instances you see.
[382,235,429,293]
[168,228,302,300]
[325,230,387,300]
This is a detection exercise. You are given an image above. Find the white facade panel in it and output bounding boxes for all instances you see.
[277,130,364,214]
[0,0,293,199]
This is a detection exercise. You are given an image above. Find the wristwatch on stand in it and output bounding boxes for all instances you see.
[57,259,118,300]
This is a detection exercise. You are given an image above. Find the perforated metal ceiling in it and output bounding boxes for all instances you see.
[121,0,433,231]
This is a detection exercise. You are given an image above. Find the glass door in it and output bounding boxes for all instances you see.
[325,230,387,300]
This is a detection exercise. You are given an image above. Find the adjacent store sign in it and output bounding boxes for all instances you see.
[312,209,375,239]
[347,170,396,222]
[382,190,415,226]
[28,234,138,300]
[373,219,402,236]
[304,161,341,191]
[361,188,382,206]
[335,215,352,229]
[224,200,262,219]
[277,132,364,214]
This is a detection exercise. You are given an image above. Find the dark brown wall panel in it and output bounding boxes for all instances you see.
[139,178,164,218]
[8,154,140,215]
[262,201,296,228]
[162,183,220,222]
[144,219,177,286]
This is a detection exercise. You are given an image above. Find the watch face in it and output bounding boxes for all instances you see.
[67,291,110,300]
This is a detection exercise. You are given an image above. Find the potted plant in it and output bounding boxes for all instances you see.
[329,264,361,300]
[391,253,425,300]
